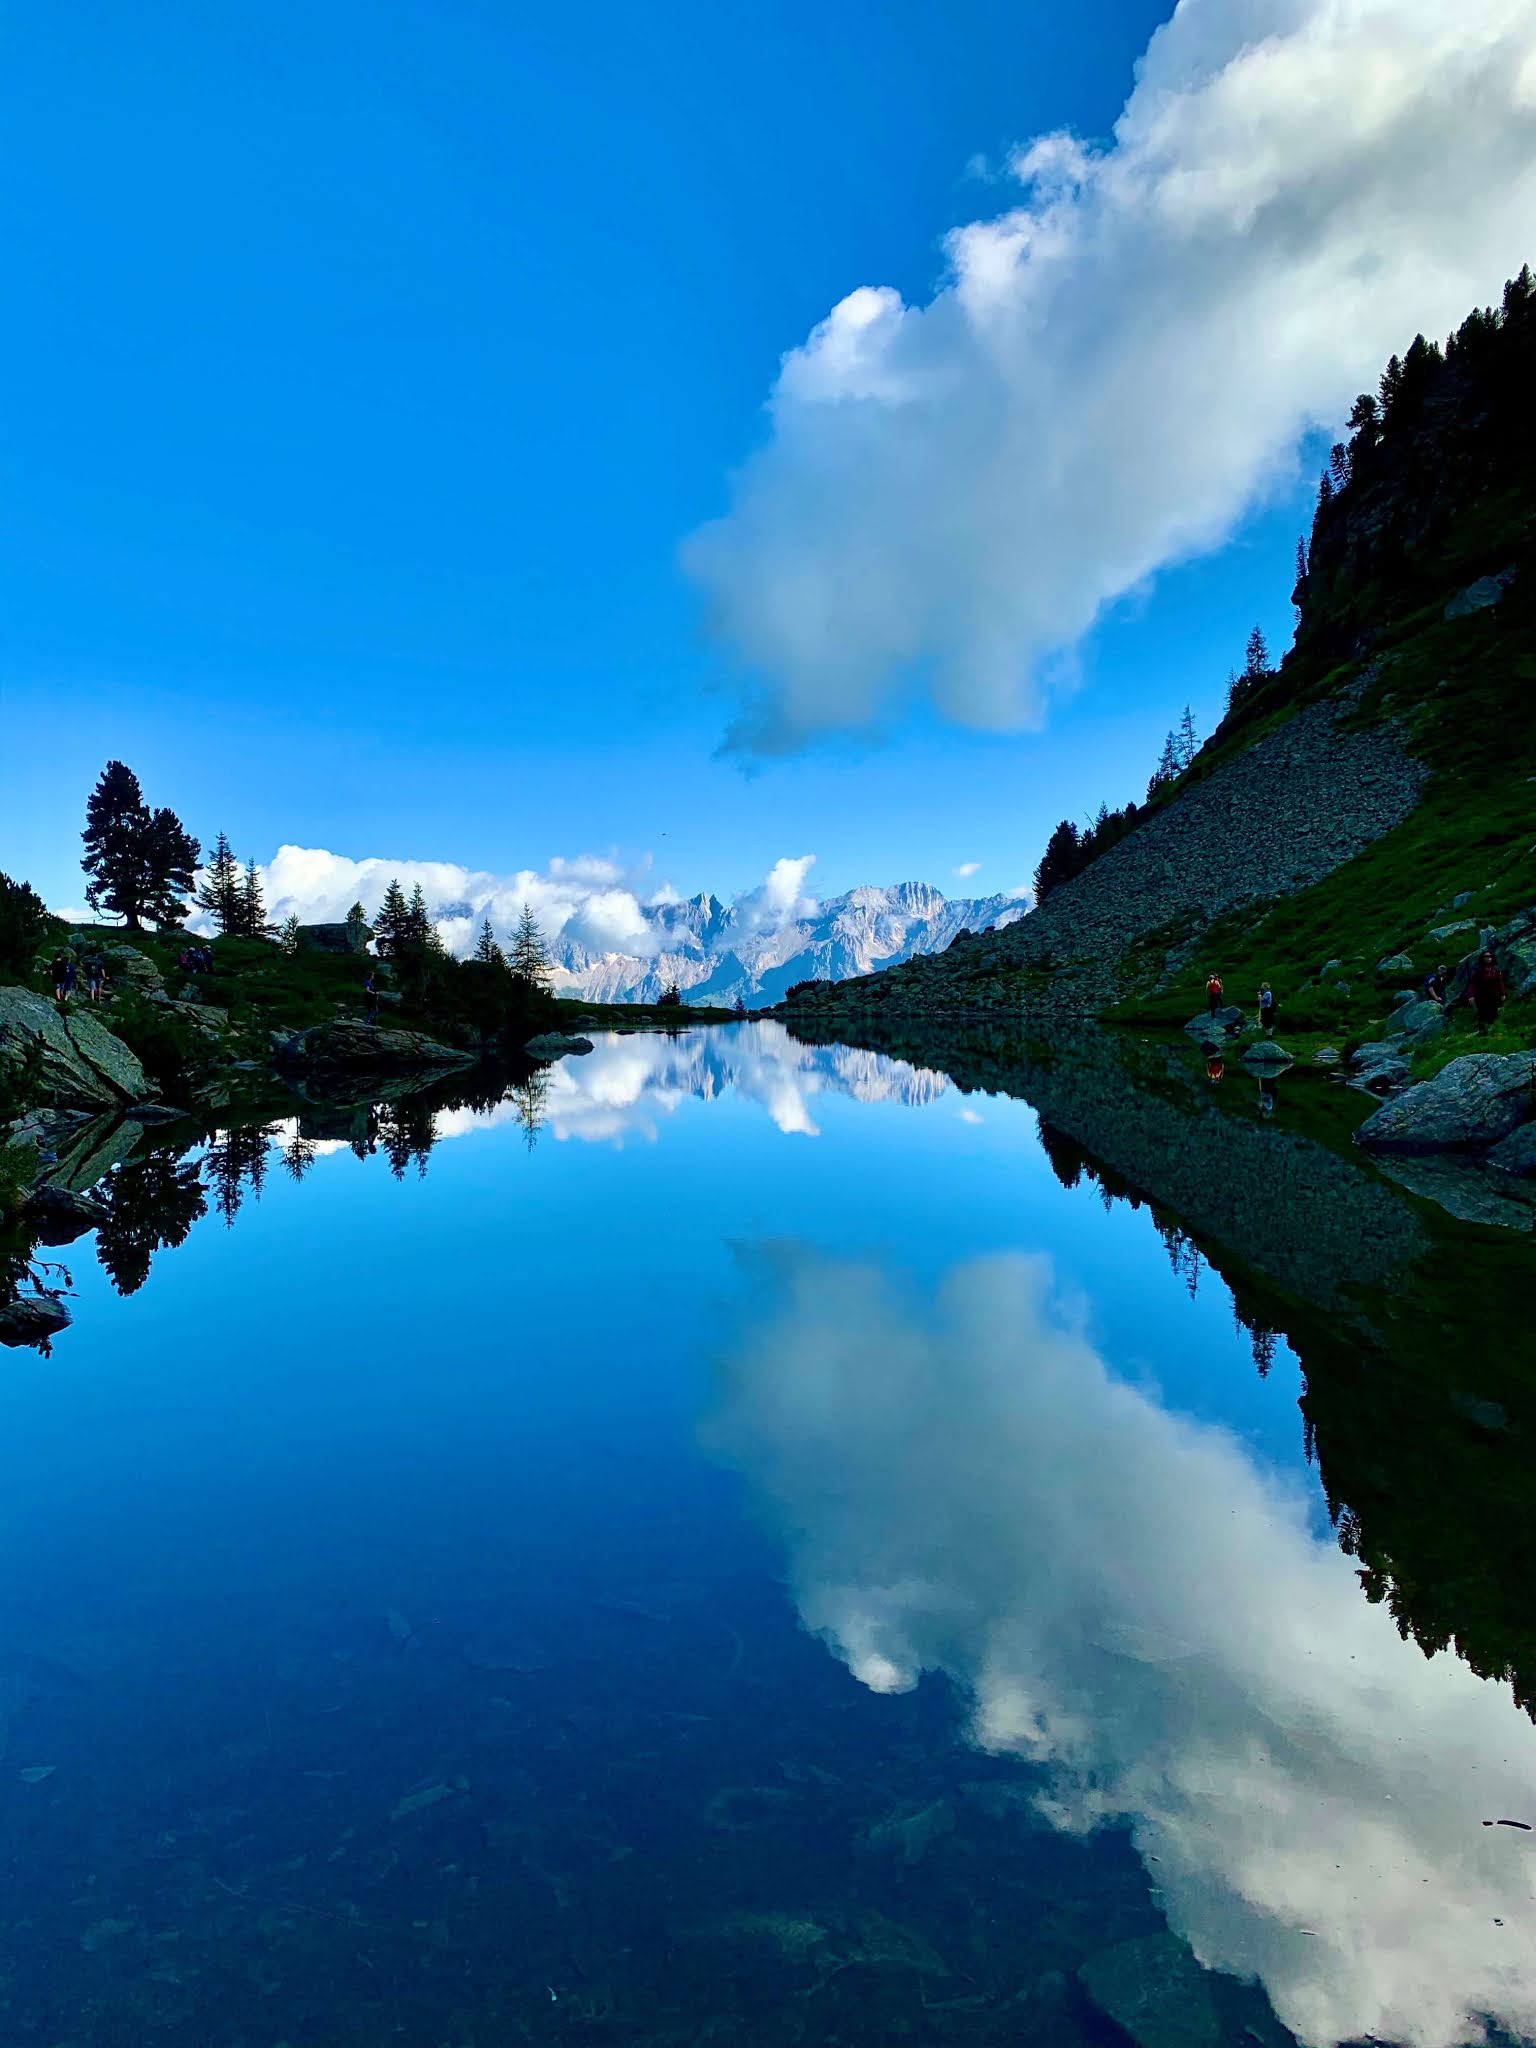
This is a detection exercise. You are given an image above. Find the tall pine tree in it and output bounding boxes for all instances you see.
[374,879,413,958]
[474,919,508,971]
[509,903,552,990]
[1176,705,1199,769]
[239,859,269,940]
[196,832,243,934]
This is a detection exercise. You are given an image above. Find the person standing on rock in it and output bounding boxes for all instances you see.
[364,969,379,1024]
[1257,982,1277,1037]
[1469,950,1507,1035]
[1206,973,1224,1019]
[1424,964,1449,1005]
[84,955,107,1004]
[50,952,72,1004]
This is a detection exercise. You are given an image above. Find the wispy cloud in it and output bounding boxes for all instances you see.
[952,860,981,880]
[686,0,1536,750]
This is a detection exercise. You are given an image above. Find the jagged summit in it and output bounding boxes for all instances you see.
[552,879,1026,1008]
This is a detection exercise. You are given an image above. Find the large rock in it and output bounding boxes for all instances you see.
[523,1033,595,1059]
[1357,1052,1536,1153]
[1377,951,1414,974]
[21,1184,109,1246]
[1428,919,1475,944]
[297,919,373,956]
[1444,565,1516,619]
[1385,999,1445,1043]
[1243,1041,1292,1067]
[1372,1152,1536,1231]
[0,1293,71,1351]
[1077,1934,1221,2048]
[1488,1123,1536,1178]
[1183,1006,1244,1041]
[274,1020,472,1072]
[0,987,150,1111]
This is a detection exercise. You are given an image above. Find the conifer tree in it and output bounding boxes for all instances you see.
[240,859,270,940]
[280,913,302,955]
[374,879,413,958]
[1176,705,1198,769]
[1244,625,1271,681]
[1146,732,1180,800]
[474,919,508,971]
[406,884,440,953]
[81,760,199,930]
[509,903,552,990]
[196,832,243,934]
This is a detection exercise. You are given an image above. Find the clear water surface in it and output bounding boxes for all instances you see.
[2,1023,1533,2047]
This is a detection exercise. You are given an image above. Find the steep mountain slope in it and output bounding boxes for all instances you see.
[785,273,1536,1040]
[553,882,1026,1007]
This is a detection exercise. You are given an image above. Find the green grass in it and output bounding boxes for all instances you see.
[1112,577,1536,1066]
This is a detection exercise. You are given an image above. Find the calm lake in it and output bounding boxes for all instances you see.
[2,1021,1534,2047]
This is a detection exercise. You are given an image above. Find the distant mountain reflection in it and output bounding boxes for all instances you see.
[707,1241,1536,2048]
[1,1026,950,1347]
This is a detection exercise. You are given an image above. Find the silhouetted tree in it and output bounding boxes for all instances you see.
[0,871,55,978]
[1147,731,1180,800]
[196,831,243,934]
[1244,625,1271,682]
[474,919,508,971]
[1033,819,1082,902]
[81,761,199,930]
[231,859,269,939]
[282,1132,317,1180]
[95,1150,207,1295]
[1176,705,1199,769]
[280,913,301,955]
[374,879,414,958]
[509,903,552,991]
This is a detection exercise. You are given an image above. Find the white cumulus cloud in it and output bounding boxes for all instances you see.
[206,844,834,970]
[952,860,981,879]
[685,0,1536,750]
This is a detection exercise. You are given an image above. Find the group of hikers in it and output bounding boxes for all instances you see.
[1202,941,1511,1046]
[177,943,215,974]
[49,950,108,1006]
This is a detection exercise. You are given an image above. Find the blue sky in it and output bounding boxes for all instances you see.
[6,0,1527,920]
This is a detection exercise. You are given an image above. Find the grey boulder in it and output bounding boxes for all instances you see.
[1243,1041,1292,1067]
[523,1033,595,1058]
[0,1293,72,1350]
[1357,1052,1536,1153]
[1386,999,1445,1043]
[275,1020,473,1071]
[1488,1123,1536,1178]
[1183,1006,1244,1040]
[0,987,149,1111]
[1376,951,1414,974]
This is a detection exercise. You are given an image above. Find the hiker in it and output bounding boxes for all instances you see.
[50,951,72,1003]
[1423,964,1449,1006]
[1469,950,1508,1035]
[364,969,379,1023]
[1206,973,1224,1019]
[1257,982,1278,1037]
[84,955,107,1004]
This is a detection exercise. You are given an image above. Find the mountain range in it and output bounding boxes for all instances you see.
[549,881,1028,1008]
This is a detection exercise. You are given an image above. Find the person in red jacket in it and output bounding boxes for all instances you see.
[1206,973,1224,1019]
[1469,950,1507,1034]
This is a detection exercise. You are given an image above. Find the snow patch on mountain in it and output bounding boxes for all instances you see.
[552,882,1027,1007]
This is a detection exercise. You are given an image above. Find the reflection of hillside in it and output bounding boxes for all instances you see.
[787,1016,1536,1720]
[709,1242,1536,2048]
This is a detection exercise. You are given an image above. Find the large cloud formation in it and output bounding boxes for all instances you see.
[210,844,822,969]
[686,0,1536,750]
[706,1247,1536,2048]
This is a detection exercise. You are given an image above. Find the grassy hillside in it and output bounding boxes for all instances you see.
[784,272,1536,1067]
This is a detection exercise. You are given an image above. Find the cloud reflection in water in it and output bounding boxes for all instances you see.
[706,1244,1536,2048]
